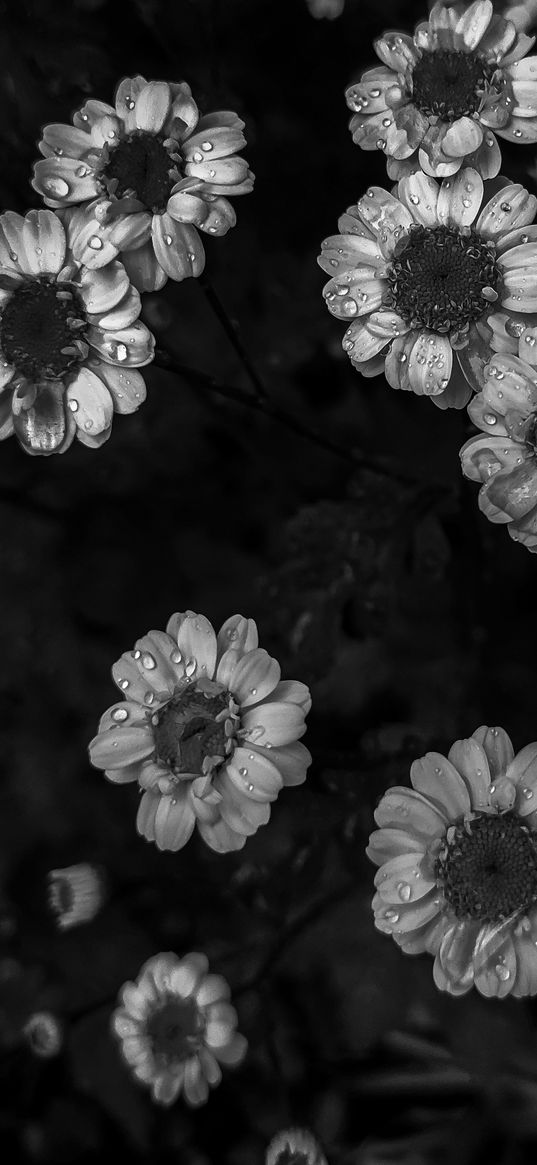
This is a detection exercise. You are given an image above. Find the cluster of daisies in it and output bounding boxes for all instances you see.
[0,76,253,454]
[318,0,537,551]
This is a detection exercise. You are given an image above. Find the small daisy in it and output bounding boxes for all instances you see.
[460,352,537,550]
[0,208,153,455]
[88,611,311,854]
[112,951,246,1107]
[32,77,254,292]
[47,863,104,931]
[369,726,537,997]
[23,1011,63,1058]
[318,167,537,408]
[346,0,537,181]
[266,1128,328,1165]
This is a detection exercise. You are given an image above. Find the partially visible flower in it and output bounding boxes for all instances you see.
[369,725,537,996]
[0,208,153,455]
[266,1128,328,1165]
[47,863,105,930]
[305,0,344,18]
[318,167,537,408]
[23,1011,63,1058]
[88,611,311,854]
[32,77,254,292]
[460,352,537,550]
[112,951,246,1106]
[346,1,537,181]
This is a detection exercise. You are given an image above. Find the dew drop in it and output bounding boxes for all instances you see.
[185,658,197,677]
[409,194,420,205]
[376,138,386,149]
[384,909,399,923]
[370,88,381,98]
[239,767,248,777]
[88,235,103,250]
[133,649,141,660]
[462,198,471,208]
[119,679,129,690]
[141,652,156,670]
[68,399,79,412]
[250,688,257,696]
[192,151,203,163]
[500,202,512,213]
[145,691,155,705]
[115,343,128,362]
[496,962,510,981]
[397,882,412,902]
[112,707,128,722]
[171,649,183,664]
[163,234,173,245]
[523,787,534,800]
[201,140,213,151]
[484,412,497,425]
[125,96,136,110]
[45,176,70,199]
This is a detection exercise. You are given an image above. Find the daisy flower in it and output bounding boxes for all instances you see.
[0,208,154,455]
[318,167,537,409]
[460,351,537,550]
[346,0,537,182]
[266,1128,328,1165]
[369,725,537,997]
[47,863,104,931]
[112,951,246,1107]
[32,76,254,292]
[88,611,311,854]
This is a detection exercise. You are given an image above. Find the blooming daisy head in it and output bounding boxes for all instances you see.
[460,351,537,550]
[112,950,246,1107]
[0,208,153,454]
[266,1128,328,1165]
[32,77,254,292]
[346,1,537,181]
[89,611,312,854]
[369,726,537,996]
[318,167,537,408]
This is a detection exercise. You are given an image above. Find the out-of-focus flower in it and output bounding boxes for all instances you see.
[460,352,537,550]
[318,167,537,408]
[23,1011,63,1058]
[32,77,254,292]
[112,951,246,1106]
[369,725,537,996]
[346,1,537,181]
[305,0,344,18]
[0,208,153,455]
[89,611,311,854]
[266,1128,328,1165]
[47,863,104,930]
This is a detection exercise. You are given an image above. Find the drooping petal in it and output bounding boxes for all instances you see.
[66,367,114,437]
[375,854,436,903]
[31,158,100,207]
[240,701,306,747]
[441,117,483,158]
[77,261,130,314]
[374,786,448,838]
[93,363,147,414]
[153,789,196,852]
[151,213,205,281]
[477,184,537,238]
[197,816,246,853]
[13,381,68,456]
[366,827,426,867]
[228,648,281,708]
[89,725,155,769]
[114,75,148,131]
[121,240,168,293]
[225,747,284,801]
[165,611,218,679]
[455,0,494,51]
[135,81,171,134]
[436,168,483,228]
[471,726,515,780]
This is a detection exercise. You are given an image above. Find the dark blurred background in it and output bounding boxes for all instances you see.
[2,0,537,1161]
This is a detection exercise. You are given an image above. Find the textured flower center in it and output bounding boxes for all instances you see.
[436,812,537,922]
[153,683,229,775]
[101,131,179,211]
[146,998,203,1063]
[411,49,494,120]
[386,225,500,334]
[0,279,86,381]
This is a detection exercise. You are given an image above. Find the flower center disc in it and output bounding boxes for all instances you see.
[102,131,178,211]
[146,998,203,1063]
[0,279,85,380]
[411,49,492,120]
[436,811,537,922]
[153,684,229,775]
[386,224,499,334]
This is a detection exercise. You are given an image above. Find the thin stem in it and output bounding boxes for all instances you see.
[199,272,269,403]
[154,348,423,486]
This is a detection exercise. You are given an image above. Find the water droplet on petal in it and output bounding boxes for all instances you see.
[384,909,399,923]
[125,96,136,110]
[115,343,128,362]
[496,962,510,981]
[88,236,103,250]
[239,767,248,777]
[500,202,512,213]
[484,412,497,425]
[185,658,197,677]
[45,176,70,199]
[523,787,534,800]
[119,679,129,690]
[112,708,128,722]
[68,399,79,412]
[145,691,155,705]
[164,234,173,245]
[201,140,213,151]
[141,653,156,670]
[171,649,182,664]
[397,882,412,902]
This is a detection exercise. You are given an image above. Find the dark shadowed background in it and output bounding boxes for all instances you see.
[1,0,537,1161]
